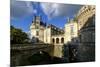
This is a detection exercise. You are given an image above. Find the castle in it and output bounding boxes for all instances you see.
[30,16,78,45]
[30,5,95,58]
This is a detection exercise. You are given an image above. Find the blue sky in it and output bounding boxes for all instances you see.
[10,0,82,32]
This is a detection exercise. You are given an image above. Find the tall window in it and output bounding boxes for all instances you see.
[36,31,39,36]
[52,38,55,43]
[61,38,64,43]
[56,38,59,44]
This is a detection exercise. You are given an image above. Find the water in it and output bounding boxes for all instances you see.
[11,44,95,66]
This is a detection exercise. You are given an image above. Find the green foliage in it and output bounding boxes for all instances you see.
[10,25,29,44]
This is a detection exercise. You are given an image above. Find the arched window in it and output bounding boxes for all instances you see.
[52,38,55,43]
[61,38,64,43]
[56,38,59,44]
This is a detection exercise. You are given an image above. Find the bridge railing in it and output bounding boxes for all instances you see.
[11,43,53,50]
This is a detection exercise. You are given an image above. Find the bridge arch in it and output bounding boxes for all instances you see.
[61,38,64,43]
[52,38,55,44]
[52,35,64,44]
[56,38,59,44]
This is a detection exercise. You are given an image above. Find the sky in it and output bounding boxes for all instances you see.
[10,0,82,33]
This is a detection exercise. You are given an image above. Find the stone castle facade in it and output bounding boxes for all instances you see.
[76,5,95,61]
[30,16,78,45]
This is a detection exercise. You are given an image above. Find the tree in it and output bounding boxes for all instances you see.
[10,25,29,44]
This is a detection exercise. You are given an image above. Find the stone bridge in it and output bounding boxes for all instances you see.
[11,43,54,66]
[11,43,54,56]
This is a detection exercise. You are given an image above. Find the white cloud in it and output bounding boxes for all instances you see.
[10,0,35,19]
[40,2,82,19]
[10,1,82,20]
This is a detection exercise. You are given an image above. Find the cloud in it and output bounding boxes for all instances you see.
[40,2,82,19]
[10,0,35,19]
[10,1,82,20]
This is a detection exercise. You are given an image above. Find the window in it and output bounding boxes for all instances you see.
[61,38,64,43]
[56,38,59,44]
[36,31,39,36]
[52,38,55,43]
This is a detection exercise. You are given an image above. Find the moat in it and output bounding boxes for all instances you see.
[11,44,95,66]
